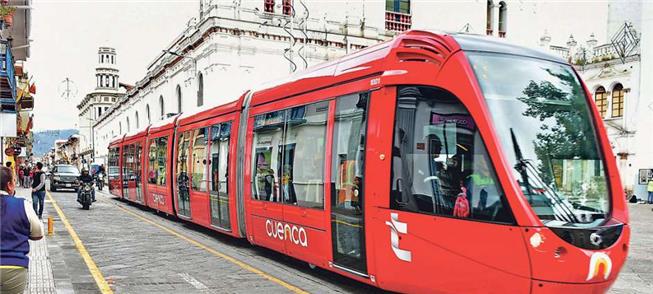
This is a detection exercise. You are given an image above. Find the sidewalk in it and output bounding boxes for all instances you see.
[14,187,58,294]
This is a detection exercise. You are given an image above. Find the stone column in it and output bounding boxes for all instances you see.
[492,4,500,37]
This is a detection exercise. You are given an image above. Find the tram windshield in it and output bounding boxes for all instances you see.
[468,53,610,227]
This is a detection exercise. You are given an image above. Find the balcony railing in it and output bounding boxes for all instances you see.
[385,11,412,32]
[592,44,618,62]
[1,40,17,112]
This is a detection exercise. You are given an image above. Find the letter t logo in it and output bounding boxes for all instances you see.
[385,213,412,262]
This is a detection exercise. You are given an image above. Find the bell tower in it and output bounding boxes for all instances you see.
[96,47,119,91]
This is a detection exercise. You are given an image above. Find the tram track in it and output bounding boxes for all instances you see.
[94,191,383,294]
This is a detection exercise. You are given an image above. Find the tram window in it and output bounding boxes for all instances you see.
[210,122,230,194]
[252,101,328,208]
[283,101,328,208]
[332,93,368,210]
[147,137,168,186]
[134,143,142,184]
[390,86,514,224]
[252,110,285,202]
[148,139,157,184]
[122,145,132,182]
[108,147,119,181]
[156,137,168,185]
[191,128,209,192]
[177,131,192,195]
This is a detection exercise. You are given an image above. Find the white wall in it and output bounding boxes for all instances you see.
[630,0,653,196]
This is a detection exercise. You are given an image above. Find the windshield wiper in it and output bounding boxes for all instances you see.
[510,129,532,200]
[509,128,580,223]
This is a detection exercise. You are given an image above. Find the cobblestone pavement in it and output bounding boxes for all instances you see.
[610,203,653,294]
[45,188,383,294]
[40,186,653,294]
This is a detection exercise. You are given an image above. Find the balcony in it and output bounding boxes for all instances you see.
[385,11,411,32]
[1,40,17,112]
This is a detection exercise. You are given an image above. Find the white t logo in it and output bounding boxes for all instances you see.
[385,213,412,262]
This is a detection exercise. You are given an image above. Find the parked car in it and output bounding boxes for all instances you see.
[49,164,80,192]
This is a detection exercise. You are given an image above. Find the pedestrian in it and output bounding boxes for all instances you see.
[31,162,47,219]
[647,178,653,204]
[18,167,24,188]
[28,167,34,188]
[0,166,44,294]
[24,166,30,188]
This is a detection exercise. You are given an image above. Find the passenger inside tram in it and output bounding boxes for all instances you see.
[391,86,512,223]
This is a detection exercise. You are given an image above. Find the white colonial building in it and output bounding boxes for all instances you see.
[77,47,127,165]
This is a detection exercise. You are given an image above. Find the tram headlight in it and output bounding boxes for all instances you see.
[530,232,543,248]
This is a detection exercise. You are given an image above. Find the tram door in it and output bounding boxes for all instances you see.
[330,92,369,275]
[176,131,192,217]
[209,122,231,230]
[121,144,131,200]
[134,143,143,203]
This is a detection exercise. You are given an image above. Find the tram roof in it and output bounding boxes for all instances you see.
[108,134,126,147]
[148,113,181,135]
[177,96,243,127]
[123,126,150,143]
[450,33,566,64]
[249,30,568,106]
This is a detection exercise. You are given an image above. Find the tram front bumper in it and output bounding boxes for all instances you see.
[531,279,615,294]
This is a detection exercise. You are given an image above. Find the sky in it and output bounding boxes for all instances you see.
[29,0,198,131]
[27,0,612,131]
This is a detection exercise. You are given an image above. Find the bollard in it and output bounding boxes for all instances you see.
[47,216,54,236]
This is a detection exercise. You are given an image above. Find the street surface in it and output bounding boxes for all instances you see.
[43,185,383,294]
[38,184,653,294]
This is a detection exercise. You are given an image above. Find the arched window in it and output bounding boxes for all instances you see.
[126,117,130,132]
[594,86,608,118]
[135,111,140,129]
[498,1,507,37]
[159,95,165,118]
[146,104,151,123]
[486,0,494,35]
[197,73,204,107]
[176,85,183,113]
[612,83,624,118]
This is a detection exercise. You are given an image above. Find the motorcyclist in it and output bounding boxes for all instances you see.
[95,164,105,187]
[77,168,96,202]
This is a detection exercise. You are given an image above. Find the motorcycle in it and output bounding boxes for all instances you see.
[78,182,94,210]
[96,173,104,191]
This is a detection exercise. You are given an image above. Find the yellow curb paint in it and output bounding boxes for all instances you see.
[46,191,114,294]
[110,201,308,294]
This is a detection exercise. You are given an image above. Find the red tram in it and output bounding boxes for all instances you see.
[108,31,629,293]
